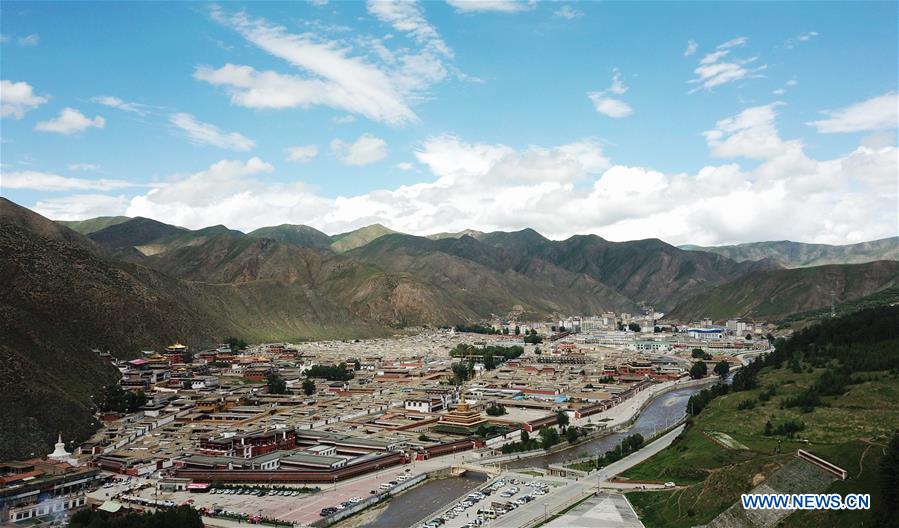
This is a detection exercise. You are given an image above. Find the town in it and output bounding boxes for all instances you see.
[1,312,774,527]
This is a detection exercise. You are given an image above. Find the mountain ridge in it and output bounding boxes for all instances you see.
[667,260,899,321]
[680,237,899,268]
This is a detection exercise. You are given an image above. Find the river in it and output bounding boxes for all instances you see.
[355,472,489,528]
[504,382,712,469]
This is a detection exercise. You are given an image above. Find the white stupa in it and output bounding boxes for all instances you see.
[48,433,75,464]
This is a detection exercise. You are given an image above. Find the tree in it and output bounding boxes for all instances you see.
[689,361,708,379]
[565,427,580,443]
[878,431,899,525]
[520,430,530,444]
[418,433,431,442]
[267,373,287,394]
[484,354,496,370]
[486,404,506,416]
[746,333,753,340]
[514,325,520,335]
[302,378,315,396]
[714,360,730,378]
[502,327,510,335]
[534,347,541,355]
[353,359,361,371]
[763,420,774,436]
[476,424,494,438]
[224,336,247,352]
[628,322,641,332]
[691,348,711,360]
[71,505,202,528]
[96,385,146,414]
[452,362,472,385]
[556,410,570,430]
[539,427,560,449]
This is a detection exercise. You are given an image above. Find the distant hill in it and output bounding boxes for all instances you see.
[426,229,486,240]
[668,260,899,322]
[89,218,243,257]
[330,224,397,253]
[58,215,131,234]
[680,238,899,268]
[349,233,639,317]
[473,230,782,310]
[248,224,332,249]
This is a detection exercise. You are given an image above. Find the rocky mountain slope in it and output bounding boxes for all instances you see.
[680,238,899,268]
[469,229,782,310]
[0,199,230,460]
[248,224,332,249]
[348,233,639,317]
[667,260,899,321]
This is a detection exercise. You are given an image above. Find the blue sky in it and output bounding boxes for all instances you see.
[1,0,897,245]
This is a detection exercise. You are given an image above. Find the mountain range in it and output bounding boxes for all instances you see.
[2,196,898,459]
[679,238,899,268]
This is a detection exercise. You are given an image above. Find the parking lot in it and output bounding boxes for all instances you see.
[124,465,416,526]
[415,474,561,528]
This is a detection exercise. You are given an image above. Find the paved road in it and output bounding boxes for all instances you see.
[594,424,685,485]
[543,492,644,528]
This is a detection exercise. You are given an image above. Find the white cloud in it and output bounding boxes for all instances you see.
[331,134,388,165]
[588,96,633,119]
[34,194,131,221]
[17,33,39,46]
[861,130,896,149]
[587,69,633,118]
[91,95,149,116]
[553,6,583,20]
[784,31,819,49]
[396,162,415,171]
[35,108,105,134]
[808,92,899,133]
[198,7,451,125]
[446,0,535,13]
[54,114,896,245]
[1,170,134,191]
[367,0,451,56]
[717,36,748,49]
[285,145,319,163]
[332,115,357,124]
[68,163,100,171]
[169,112,255,151]
[772,79,798,95]
[689,37,766,92]
[703,102,800,159]
[684,39,698,57]
[0,80,48,119]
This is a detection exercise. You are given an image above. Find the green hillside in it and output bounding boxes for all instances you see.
[248,223,332,249]
[668,261,899,322]
[58,215,131,234]
[330,224,397,252]
[624,305,899,527]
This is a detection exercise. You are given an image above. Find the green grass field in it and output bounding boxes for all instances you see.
[622,365,899,527]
